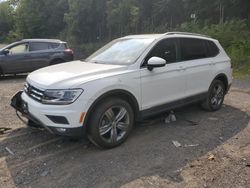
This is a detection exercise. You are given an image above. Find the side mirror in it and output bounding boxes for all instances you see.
[3,49,10,55]
[147,57,166,71]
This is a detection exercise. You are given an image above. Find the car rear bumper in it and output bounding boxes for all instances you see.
[11,91,86,137]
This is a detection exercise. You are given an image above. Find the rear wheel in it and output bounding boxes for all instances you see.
[88,98,134,149]
[0,67,3,77]
[201,80,225,111]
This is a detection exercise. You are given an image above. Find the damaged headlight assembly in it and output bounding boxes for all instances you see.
[42,89,83,105]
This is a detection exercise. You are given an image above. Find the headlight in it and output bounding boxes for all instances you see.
[42,89,83,105]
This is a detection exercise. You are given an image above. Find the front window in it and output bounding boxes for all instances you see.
[9,43,29,54]
[145,38,178,64]
[86,38,155,65]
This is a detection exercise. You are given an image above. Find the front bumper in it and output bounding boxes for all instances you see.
[10,91,86,137]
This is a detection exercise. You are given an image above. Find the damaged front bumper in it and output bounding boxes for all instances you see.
[10,91,85,137]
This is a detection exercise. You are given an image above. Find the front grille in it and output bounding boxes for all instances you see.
[24,83,44,102]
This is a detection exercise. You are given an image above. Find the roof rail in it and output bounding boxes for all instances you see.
[21,39,64,43]
[165,32,211,38]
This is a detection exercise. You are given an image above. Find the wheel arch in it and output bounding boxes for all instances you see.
[214,73,229,92]
[84,89,140,130]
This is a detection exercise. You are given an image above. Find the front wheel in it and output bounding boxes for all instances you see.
[201,80,226,111]
[88,98,134,149]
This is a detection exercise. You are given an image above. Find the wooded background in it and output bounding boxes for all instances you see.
[0,0,249,76]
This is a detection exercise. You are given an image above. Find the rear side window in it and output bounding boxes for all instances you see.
[48,43,60,49]
[30,42,49,51]
[180,38,208,61]
[62,43,68,49]
[206,40,219,57]
[146,38,177,63]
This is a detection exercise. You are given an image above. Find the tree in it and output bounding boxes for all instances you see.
[65,0,107,43]
[106,0,139,38]
[0,0,250,44]
[15,0,69,39]
[0,1,14,42]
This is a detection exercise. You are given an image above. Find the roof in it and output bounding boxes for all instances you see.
[123,34,165,39]
[165,32,211,39]
[21,39,66,43]
[122,32,212,40]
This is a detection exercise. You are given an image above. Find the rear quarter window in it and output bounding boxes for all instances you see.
[206,40,220,57]
[180,38,208,61]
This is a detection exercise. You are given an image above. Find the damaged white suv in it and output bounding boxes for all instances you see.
[11,32,232,148]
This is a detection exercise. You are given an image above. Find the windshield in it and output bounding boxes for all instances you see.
[85,38,155,65]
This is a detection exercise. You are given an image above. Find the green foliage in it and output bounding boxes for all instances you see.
[64,0,106,44]
[0,1,14,41]
[178,19,250,74]
[0,0,250,76]
[14,0,68,39]
[73,42,105,59]
[106,0,140,38]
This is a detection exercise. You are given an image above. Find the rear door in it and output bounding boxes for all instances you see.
[180,38,213,97]
[29,42,50,71]
[1,42,30,74]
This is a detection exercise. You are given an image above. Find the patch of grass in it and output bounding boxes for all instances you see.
[233,63,250,79]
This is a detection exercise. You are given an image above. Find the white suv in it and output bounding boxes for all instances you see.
[11,32,232,148]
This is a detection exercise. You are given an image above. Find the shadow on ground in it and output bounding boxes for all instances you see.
[0,104,249,188]
[0,74,27,81]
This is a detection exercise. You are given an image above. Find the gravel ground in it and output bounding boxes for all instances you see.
[0,75,249,188]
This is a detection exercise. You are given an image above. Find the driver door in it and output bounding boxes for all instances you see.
[1,42,30,74]
[140,38,187,111]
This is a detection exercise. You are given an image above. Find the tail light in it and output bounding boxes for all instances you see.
[64,49,74,54]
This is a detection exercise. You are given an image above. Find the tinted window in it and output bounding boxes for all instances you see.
[48,43,60,49]
[62,43,68,49]
[180,38,208,61]
[206,40,219,57]
[30,42,49,51]
[146,38,177,63]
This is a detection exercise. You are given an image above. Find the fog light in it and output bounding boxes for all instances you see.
[56,128,67,133]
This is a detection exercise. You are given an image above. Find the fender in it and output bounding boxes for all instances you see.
[83,89,140,128]
[213,73,229,92]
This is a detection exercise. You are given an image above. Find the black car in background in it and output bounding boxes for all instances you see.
[0,39,74,76]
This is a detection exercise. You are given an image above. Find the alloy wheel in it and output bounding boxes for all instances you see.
[99,106,130,143]
[211,84,224,108]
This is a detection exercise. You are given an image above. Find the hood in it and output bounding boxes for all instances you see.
[27,61,128,89]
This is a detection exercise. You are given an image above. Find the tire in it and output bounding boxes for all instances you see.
[201,80,226,111]
[88,98,134,149]
[0,67,3,78]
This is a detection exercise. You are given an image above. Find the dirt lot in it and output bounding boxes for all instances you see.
[0,44,6,49]
[0,75,249,188]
